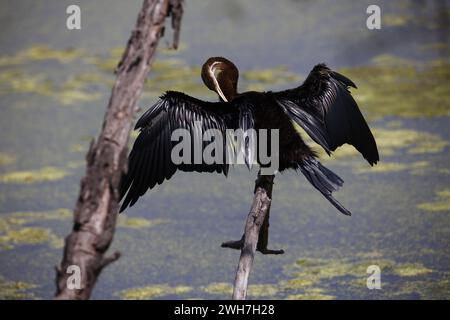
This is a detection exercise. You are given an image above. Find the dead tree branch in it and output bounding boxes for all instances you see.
[55,0,183,300]
[221,174,284,255]
[226,173,284,300]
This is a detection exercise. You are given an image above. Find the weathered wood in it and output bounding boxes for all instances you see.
[55,0,183,300]
[231,174,279,300]
[221,174,284,255]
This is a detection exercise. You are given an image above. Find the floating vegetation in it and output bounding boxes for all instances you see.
[56,88,102,106]
[0,209,72,225]
[0,166,70,184]
[340,58,450,119]
[417,189,450,212]
[88,47,123,72]
[0,45,103,105]
[92,47,302,99]
[373,128,449,156]
[242,66,300,87]
[281,256,438,299]
[391,278,450,299]
[201,282,278,298]
[0,153,16,166]
[0,45,84,67]
[144,60,206,98]
[382,14,410,27]
[357,161,428,173]
[0,69,103,105]
[293,115,449,163]
[316,126,448,164]
[201,282,233,296]
[0,208,166,250]
[0,209,69,250]
[394,264,433,277]
[119,284,192,300]
[117,217,169,229]
[286,288,335,300]
[280,278,314,290]
[0,70,53,96]
[247,284,279,297]
[100,255,444,299]
[0,277,37,299]
[0,227,53,249]
[89,49,208,98]
[242,66,301,92]
[69,143,87,153]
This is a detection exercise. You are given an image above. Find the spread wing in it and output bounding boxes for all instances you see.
[273,64,379,165]
[119,91,253,212]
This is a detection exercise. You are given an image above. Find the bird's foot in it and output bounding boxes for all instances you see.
[257,247,285,255]
[221,235,284,255]
[221,235,244,250]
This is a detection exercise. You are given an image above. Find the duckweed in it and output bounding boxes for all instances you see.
[201,282,233,295]
[0,45,84,66]
[418,189,450,212]
[357,161,428,173]
[0,208,69,250]
[0,167,70,184]
[341,58,450,119]
[119,284,192,300]
[0,277,37,299]
[0,153,16,166]
[117,217,168,229]
[394,264,433,277]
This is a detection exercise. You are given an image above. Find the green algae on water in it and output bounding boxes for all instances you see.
[0,70,53,96]
[417,189,450,212]
[0,209,70,250]
[0,153,16,166]
[0,166,70,184]
[294,122,448,163]
[243,66,300,85]
[0,227,52,249]
[394,264,433,277]
[286,287,335,300]
[357,161,428,174]
[201,282,233,295]
[340,58,450,120]
[0,45,84,67]
[117,217,169,229]
[119,284,192,300]
[0,277,37,300]
[372,128,449,156]
[247,284,279,297]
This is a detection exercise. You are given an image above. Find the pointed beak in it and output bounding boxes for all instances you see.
[214,84,228,102]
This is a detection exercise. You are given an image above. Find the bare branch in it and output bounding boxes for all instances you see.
[231,173,283,300]
[222,174,284,255]
[54,0,184,300]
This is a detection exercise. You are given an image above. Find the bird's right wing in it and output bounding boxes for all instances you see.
[272,64,379,216]
[119,91,252,212]
[273,64,379,166]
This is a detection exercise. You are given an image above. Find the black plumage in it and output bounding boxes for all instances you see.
[119,58,379,214]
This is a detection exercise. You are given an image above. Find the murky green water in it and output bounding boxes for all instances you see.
[0,0,449,299]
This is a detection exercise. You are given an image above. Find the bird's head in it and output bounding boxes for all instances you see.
[201,57,239,102]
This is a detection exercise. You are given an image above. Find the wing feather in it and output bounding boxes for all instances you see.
[119,90,253,212]
[273,64,379,165]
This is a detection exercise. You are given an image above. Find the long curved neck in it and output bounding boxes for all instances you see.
[216,70,237,101]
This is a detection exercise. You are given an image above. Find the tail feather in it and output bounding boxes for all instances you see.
[299,157,351,216]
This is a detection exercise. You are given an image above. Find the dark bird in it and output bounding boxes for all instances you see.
[119,57,379,214]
